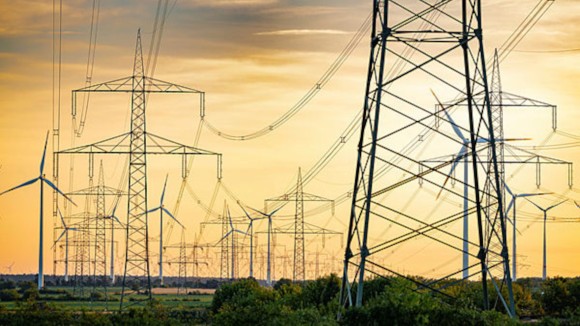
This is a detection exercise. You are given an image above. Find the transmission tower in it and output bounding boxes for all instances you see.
[58,30,222,308]
[266,167,334,282]
[340,0,516,317]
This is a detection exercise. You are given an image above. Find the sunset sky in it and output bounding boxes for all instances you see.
[0,0,578,280]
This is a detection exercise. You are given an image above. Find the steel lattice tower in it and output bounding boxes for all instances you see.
[340,0,515,317]
[59,29,221,308]
[295,168,305,282]
[94,161,108,285]
[265,168,334,282]
[220,202,229,280]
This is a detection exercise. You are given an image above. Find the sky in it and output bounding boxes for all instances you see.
[0,0,578,280]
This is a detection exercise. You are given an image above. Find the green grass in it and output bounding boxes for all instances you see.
[0,288,213,312]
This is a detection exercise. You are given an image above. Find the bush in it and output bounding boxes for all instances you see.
[0,289,20,301]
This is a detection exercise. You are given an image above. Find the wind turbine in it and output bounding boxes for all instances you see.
[432,91,489,279]
[105,196,124,284]
[145,175,184,286]
[0,131,75,289]
[53,208,79,282]
[525,198,567,280]
[217,205,248,279]
[5,262,14,274]
[504,184,550,280]
[238,202,266,278]
[432,92,525,279]
[247,203,286,286]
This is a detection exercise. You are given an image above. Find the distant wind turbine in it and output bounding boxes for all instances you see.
[105,196,124,284]
[247,203,286,286]
[145,175,184,286]
[217,205,248,279]
[504,184,550,281]
[525,198,567,280]
[0,131,75,289]
[5,262,14,274]
[53,208,79,282]
[238,202,266,278]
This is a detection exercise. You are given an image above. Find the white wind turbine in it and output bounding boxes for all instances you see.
[525,198,567,280]
[53,208,79,282]
[217,205,248,280]
[0,131,75,289]
[104,196,124,284]
[145,175,184,286]
[247,204,286,286]
[238,202,266,279]
[433,92,526,279]
[504,184,550,280]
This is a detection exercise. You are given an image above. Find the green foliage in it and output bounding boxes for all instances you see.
[0,289,20,301]
[341,278,518,326]
[302,273,341,309]
[0,279,17,290]
[22,288,39,301]
[540,277,579,317]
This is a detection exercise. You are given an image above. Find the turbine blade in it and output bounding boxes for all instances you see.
[247,206,268,218]
[547,199,567,211]
[43,178,76,206]
[146,207,161,215]
[234,229,248,236]
[52,231,67,248]
[237,202,253,220]
[40,130,49,175]
[436,146,466,199]
[431,89,466,142]
[505,183,514,196]
[111,197,121,216]
[525,198,543,211]
[518,192,552,198]
[216,231,233,245]
[269,202,288,217]
[112,216,124,226]
[0,178,39,196]
[58,208,67,228]
[505,198,515,216]
[160,174,168,205]
[227,207,234,229]
[162,207,184,228]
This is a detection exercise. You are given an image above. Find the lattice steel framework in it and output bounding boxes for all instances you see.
[94,161,108,285]
[340,0,516,317]
[58,30,221,308]
[265,168,334,282]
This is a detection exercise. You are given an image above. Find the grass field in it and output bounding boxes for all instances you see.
[0,287,213,312]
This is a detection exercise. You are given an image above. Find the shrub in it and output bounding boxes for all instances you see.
[0,289,20,301]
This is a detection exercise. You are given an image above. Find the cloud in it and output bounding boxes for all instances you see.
[188,0,279,8]
[255,29,351,36]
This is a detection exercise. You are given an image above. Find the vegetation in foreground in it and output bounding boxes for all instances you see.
[0,275,578,325]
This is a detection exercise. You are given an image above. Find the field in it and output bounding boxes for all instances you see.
[0,286,213,312]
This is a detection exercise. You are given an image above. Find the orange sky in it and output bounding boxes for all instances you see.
[0,0,578,280]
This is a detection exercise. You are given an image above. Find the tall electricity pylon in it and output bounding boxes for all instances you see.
[340,1,516,317]
[59,30,222,308]
[266,168,334,282]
